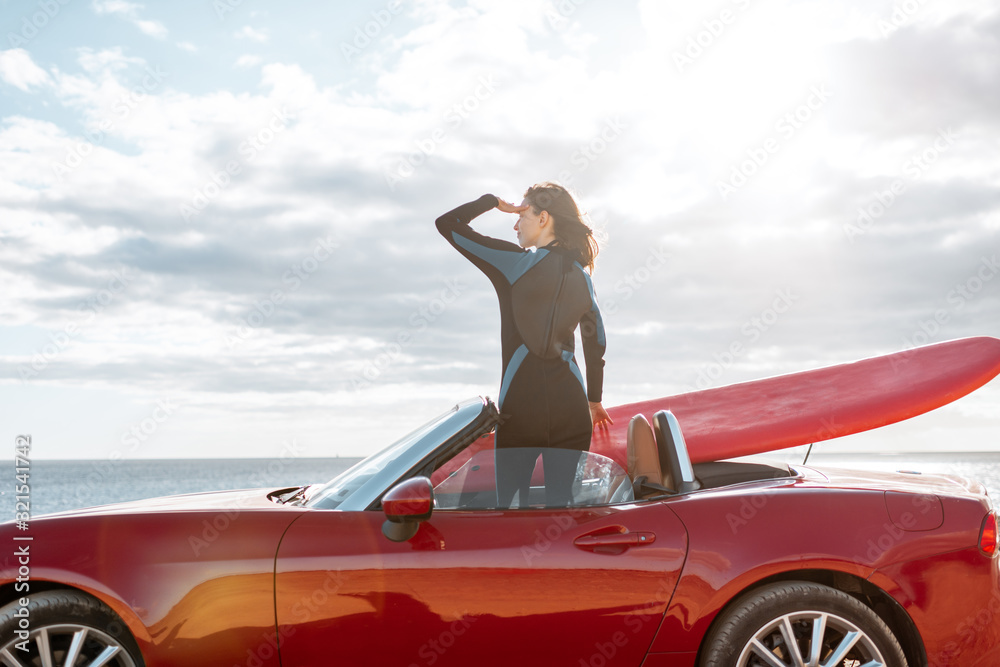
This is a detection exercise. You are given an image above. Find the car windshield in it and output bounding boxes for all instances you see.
[304,403,470,509]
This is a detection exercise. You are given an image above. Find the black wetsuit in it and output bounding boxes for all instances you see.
[436,194,607,506]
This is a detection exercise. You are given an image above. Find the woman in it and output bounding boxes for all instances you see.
[435,182,612,507]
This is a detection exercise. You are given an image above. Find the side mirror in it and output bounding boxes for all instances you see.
[381,476,433,542]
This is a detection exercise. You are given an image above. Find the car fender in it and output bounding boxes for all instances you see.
[646,484,909,653]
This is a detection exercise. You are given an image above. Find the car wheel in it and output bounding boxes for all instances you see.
[0,590,144,667]
[700,581,907,667]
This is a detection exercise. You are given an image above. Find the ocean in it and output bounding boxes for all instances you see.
[4,452,1000,518]
[5,457,362,517]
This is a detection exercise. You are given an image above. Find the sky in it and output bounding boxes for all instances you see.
[0,0,998,462]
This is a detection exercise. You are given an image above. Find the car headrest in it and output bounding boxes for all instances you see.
[627,414,661,484]
[652,410,700,493]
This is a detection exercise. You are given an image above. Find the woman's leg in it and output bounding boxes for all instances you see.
[494,447,539,508]
[540,448,582,506]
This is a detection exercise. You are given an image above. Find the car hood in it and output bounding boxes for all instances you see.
[36,486,293,519]
[2,487,310,607]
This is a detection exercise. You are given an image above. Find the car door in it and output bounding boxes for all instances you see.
[274,500,687,667]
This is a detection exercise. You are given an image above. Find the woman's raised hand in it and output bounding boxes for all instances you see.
[496,198,530,214]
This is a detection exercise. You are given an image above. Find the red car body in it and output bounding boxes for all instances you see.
[2,397,998,667]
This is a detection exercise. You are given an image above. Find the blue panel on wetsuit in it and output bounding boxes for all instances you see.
[562,349,587,393]
[498,344,530,409]
[452,232,550,285]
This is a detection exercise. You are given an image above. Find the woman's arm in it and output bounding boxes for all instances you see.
[435,194,527,285]
[580,275,611,429]
[435,194,500,232]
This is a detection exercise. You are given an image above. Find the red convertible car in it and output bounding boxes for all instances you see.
[1,390,999,667]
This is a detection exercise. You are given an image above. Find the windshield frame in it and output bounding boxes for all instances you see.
[305,397,497,510]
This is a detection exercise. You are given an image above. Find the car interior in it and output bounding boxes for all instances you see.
[626,410,794,500]
[430,408,795,510]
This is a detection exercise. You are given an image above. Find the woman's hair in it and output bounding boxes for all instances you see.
[523,181,600,272]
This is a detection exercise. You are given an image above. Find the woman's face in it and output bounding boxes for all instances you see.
[513,199,548,249]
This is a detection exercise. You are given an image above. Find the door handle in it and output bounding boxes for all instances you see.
[574,527,656,553]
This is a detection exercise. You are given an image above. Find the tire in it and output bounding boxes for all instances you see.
[700,581,908,667]
[0,590,145,667]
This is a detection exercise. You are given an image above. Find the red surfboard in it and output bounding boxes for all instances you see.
[592,336,1000,465]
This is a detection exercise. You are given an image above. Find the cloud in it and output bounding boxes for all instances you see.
[91,0,139,13]
[91,0,168,39]
[235,54,262,68]
[1,1,998,458]
[0,49,52,91]
[76,47,144,74]
[827,15,1000,136]
[134,19,168,39]
[234,26,269,42]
